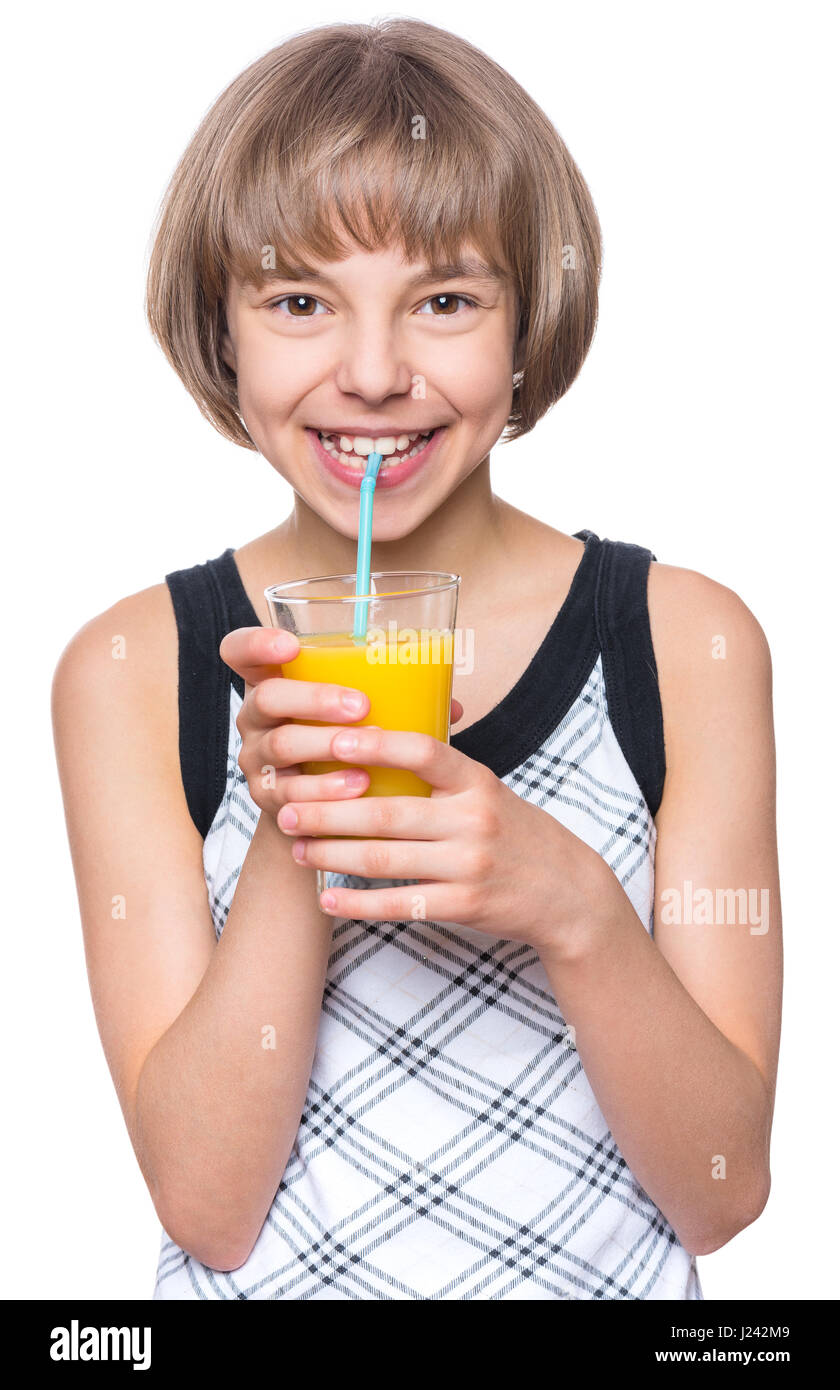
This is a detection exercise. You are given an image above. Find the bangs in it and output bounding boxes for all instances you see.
[211,59,524,292]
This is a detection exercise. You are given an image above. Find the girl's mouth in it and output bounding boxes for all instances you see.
[305,426,445,489]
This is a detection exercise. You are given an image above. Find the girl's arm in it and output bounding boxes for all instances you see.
[536,563,781,1256]
[52,585,334,1271]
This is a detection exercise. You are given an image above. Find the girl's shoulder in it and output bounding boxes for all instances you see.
[644,557,773,819]
[52,580,180,763]
[54,579,178,687]
[646,556,772,686]
[53,537,250,704]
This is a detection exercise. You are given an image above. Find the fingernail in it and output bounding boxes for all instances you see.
[321,892,337,911]
[334,732,358,754]
[344,770,366,789]
[292,840,306,860]
[279,806,298,829]
[340,691,365,714]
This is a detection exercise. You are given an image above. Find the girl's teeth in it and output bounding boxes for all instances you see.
[370,436,397,456]
[317,429,434,469]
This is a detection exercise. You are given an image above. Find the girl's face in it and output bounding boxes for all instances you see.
[221,241,520,541]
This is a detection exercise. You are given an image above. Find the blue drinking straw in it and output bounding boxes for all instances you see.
[352,452,383,643]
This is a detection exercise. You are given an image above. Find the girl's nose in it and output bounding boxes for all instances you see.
[333,329,416,403]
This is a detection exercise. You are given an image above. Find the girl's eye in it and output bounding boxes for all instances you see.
[269,294,328,317]
[417,293,478,316]
[267,292,478,318]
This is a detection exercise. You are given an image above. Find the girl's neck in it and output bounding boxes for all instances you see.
[274,455,514,596]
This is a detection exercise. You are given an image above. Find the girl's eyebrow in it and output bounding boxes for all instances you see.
[265,256,506,289]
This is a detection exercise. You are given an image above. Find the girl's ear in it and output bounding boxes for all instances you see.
[220,326,236,374]
[513,332,526,377]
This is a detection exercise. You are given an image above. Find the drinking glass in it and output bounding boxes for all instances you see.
[265,571,460,905]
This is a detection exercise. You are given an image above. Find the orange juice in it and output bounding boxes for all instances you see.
[281,630,454,796]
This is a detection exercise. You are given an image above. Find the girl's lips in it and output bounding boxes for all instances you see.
[306,427,444,489]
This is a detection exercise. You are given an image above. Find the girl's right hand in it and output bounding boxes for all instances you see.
[219,626,374,816]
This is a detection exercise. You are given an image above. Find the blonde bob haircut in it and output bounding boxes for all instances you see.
[146,18,602,448]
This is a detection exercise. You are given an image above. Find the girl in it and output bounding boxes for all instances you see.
[52,18,781,1300]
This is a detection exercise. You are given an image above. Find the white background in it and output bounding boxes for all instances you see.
[2,0,837,1300]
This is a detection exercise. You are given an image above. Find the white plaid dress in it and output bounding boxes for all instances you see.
[155,532,703,1300]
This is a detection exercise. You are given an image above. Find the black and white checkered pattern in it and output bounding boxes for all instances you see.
[154,654,702,1299]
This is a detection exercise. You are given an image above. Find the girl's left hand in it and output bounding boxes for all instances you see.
[276,724,618,956]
